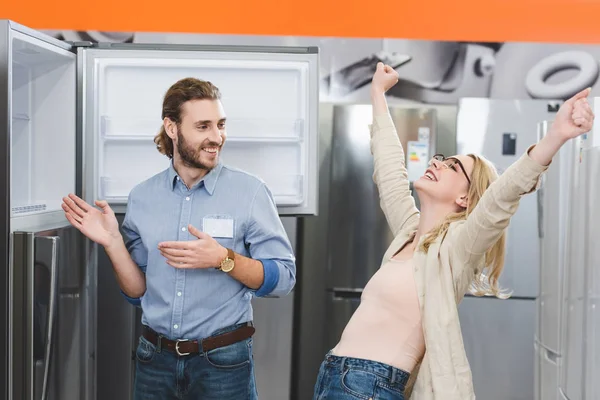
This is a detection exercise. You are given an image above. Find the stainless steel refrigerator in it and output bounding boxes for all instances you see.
[535,102,600,400]
[455,98,561,400]
[323,104,438,354]
[1,19,320,400]
[533,119,576,400]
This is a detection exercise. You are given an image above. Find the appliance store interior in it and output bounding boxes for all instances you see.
[1,17,599,400]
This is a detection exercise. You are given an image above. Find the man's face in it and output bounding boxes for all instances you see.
[172,99,227,170]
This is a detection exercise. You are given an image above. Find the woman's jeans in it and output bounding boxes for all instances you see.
[313,352,410,400]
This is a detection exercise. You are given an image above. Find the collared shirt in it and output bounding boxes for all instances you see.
[120,162,296,340]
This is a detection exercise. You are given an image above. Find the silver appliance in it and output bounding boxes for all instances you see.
[536,101,600,400]
[455,98,561,400]
[292,103,455,400]
[534,120,575,400]
[10,227,92,400]
[324,105,436,346]
[3,22,94,400]
[2,19,320,400]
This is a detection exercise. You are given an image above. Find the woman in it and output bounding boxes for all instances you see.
[313,63,594,400]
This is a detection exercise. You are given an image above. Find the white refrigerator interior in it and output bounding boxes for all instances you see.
[10,29,76,221]
[82,47,318,215]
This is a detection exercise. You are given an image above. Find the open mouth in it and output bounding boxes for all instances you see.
[202,147,219,155]
[424,169,438,181]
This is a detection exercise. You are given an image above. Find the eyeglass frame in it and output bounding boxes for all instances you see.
[429,154,472,185]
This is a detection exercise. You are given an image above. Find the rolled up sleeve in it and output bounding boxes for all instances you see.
[119,198,148,307]
[245,183,296,297]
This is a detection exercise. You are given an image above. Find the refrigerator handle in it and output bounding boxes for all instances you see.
[536,120,546,239]
[38,236,59,400]
[542,346,559,365]
[11,232,33,400]
[13,233,60,400]
[537,177,545,238]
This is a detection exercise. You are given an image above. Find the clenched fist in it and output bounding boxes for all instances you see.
[371,62,399,94]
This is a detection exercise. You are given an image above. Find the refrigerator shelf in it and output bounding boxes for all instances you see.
[101,135,302,144]
[11,202,47,215]
[96,56,309,75]
[99,139,304,205]
[99,174,304,206]
[12,113,30,121]
[100,116,305,142]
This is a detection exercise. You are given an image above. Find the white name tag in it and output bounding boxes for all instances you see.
[203,217,234,238]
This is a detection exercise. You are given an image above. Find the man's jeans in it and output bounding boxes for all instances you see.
[133,324,258,400]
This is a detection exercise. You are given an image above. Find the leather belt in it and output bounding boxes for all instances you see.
[142,322,255,357]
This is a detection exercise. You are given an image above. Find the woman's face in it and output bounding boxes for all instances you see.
[414,154,474,209]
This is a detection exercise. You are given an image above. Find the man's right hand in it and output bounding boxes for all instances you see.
[61,194,121,248]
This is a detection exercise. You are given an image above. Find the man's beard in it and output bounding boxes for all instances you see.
[176,130,221,170]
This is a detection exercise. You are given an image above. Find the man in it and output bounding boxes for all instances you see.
[61,77,296,399]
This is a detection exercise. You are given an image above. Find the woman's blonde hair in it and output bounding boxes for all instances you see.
[419,154,509,299]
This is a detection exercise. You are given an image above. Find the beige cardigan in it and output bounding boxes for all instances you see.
[369,112,549,399]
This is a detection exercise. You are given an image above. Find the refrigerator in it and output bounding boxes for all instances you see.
[291,103,461,400]
[323,104,438,356]
[1,19,320,400]
[551,100,600,400]
[455,98,561,400]
[534,119,576,400]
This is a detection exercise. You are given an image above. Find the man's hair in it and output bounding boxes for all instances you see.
[154,77,221,159]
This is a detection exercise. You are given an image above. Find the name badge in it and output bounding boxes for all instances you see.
[203,217,234,238]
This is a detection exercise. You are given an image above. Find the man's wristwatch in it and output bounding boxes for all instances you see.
[218,248,236,273]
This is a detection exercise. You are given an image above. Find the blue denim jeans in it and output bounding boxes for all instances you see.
[313,352,409,400]
[133,323,258,400]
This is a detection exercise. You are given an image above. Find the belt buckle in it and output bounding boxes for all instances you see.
[175,339,190,356]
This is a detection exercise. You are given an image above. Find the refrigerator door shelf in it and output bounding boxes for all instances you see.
[99,139,305,206]
[82,47,318,215]
[99,173,304,206]
[100,116,305,143]
[6,24,76,219]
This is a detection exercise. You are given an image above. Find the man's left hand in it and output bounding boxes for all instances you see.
[158,224,227,269]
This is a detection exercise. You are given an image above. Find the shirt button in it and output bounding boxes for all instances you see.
[177,292,182,297]
[182,227,186,231]
[185,196,190,201]
[174,324,179,329]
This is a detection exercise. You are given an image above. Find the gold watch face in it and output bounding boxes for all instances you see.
[220,258,235,272]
